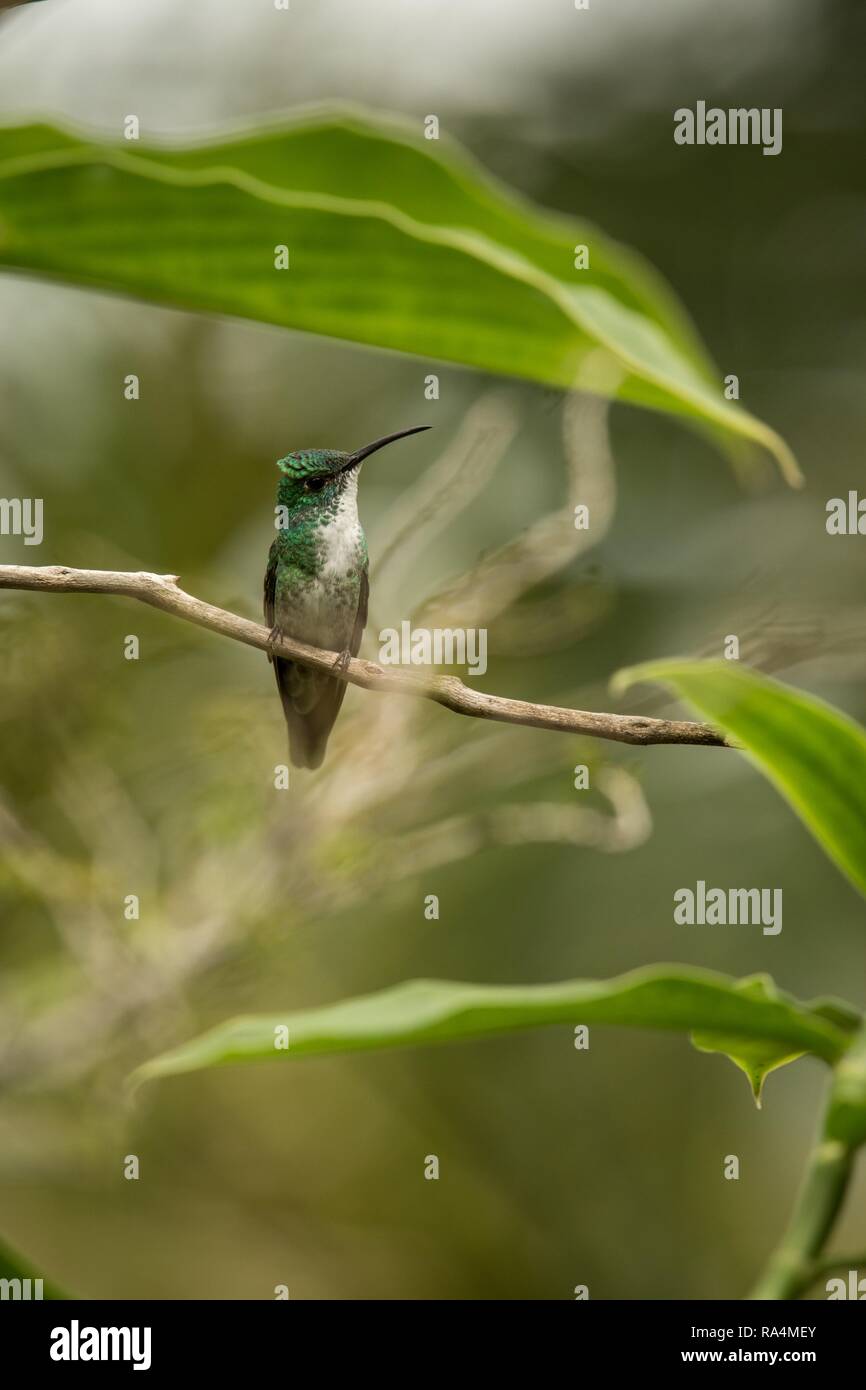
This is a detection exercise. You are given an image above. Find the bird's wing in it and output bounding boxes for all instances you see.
[350,567,369,658]
[263,541,278,651]
[265,542,317,759]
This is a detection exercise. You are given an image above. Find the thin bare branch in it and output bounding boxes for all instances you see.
[0,564,729,748]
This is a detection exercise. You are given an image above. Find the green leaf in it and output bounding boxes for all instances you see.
[613,660,866,898]
[0,109,799,482]
[692,975,810,1107]
[130,964,855,1090]
[693,1035,805,1108]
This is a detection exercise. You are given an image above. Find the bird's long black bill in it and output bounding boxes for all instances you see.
[341,425,431,472]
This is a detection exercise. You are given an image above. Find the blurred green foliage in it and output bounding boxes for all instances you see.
[0,0,865,1303]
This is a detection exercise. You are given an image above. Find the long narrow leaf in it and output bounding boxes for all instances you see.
[131,964,854,1089]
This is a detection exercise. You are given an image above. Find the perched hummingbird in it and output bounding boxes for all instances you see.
[264,425,430,769]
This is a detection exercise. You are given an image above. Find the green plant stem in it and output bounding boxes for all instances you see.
[749,1130,854,1299]
[750,1025,866,1300]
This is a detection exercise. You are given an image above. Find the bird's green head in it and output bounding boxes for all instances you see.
[275,426,429,514]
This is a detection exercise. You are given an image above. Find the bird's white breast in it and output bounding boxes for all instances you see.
[287,478,363,650]
[317,474,363,578]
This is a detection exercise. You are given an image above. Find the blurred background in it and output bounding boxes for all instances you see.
[0,0,864,1299]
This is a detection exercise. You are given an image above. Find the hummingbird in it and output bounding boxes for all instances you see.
[264,425,430,770]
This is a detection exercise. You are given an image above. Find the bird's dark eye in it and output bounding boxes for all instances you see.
[305,476,326,493]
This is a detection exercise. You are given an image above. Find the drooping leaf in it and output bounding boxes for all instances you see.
[0,110,798,481]
[613,660,866,898]
[691,975,810,1106]
[693,1034,805,1108]
[130,964,854,1089]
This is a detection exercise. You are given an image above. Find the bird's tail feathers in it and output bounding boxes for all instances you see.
[274,657,347,769]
